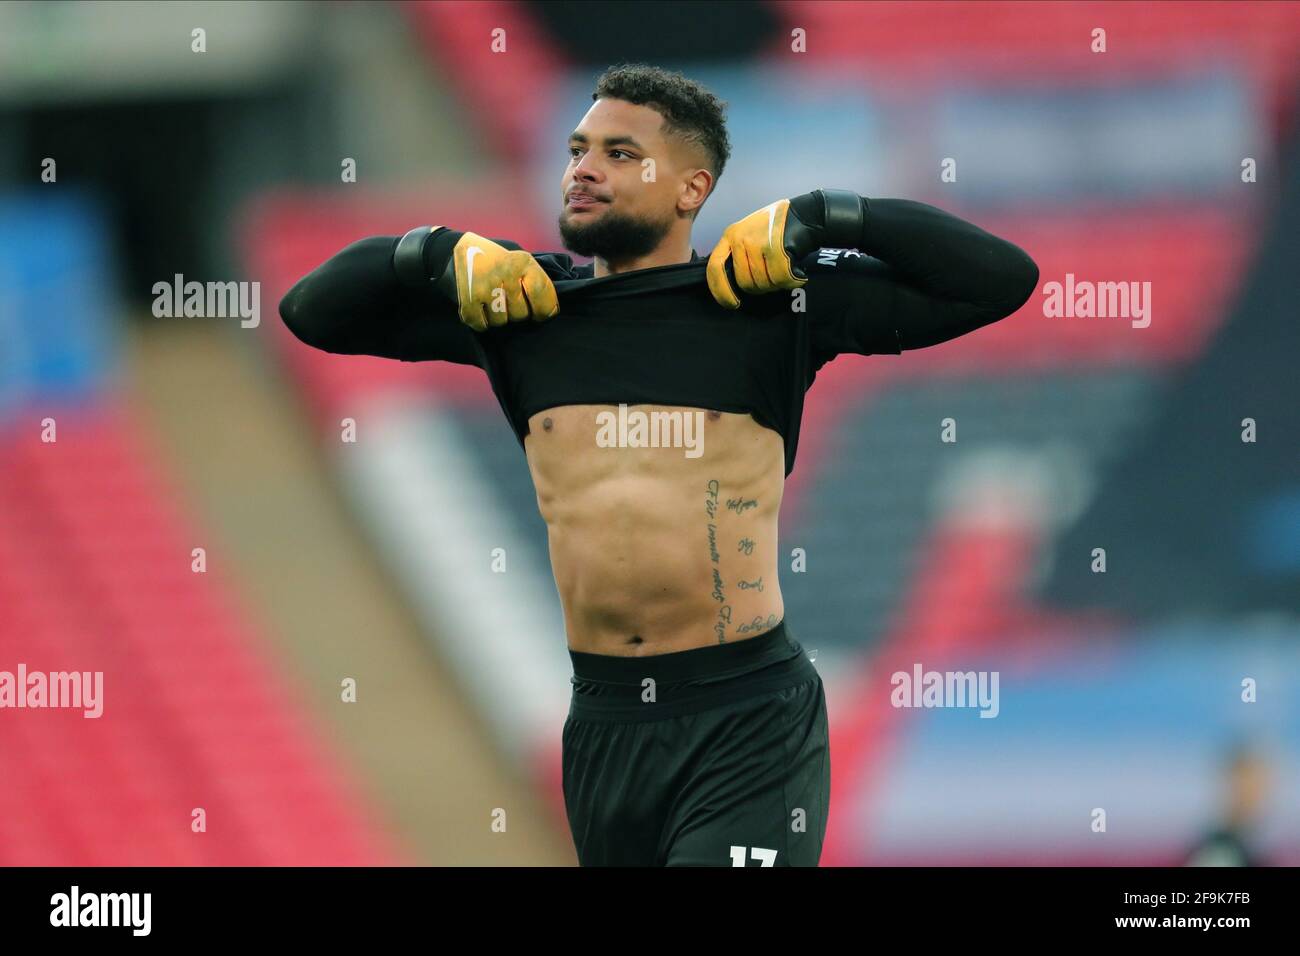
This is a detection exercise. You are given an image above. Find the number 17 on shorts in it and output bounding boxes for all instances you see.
[730,845,778,866]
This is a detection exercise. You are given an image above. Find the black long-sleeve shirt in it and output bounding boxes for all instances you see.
[279,198,1038,476]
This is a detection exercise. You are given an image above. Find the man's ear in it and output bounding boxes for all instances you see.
[680,167,713,220]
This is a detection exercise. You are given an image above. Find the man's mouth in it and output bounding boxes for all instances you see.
[567,194,605,210]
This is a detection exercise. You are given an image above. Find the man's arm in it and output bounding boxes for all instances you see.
[277,228,495,365]
[799,198,1039,358]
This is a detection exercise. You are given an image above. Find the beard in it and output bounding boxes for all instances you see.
[558,203,674,261]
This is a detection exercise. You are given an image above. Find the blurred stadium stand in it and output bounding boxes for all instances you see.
[0,196,396,864]
[2,0,1298,866]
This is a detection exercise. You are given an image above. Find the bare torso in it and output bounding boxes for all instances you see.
[524,404,785,656]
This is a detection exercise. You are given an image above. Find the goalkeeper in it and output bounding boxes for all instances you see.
[279,63,1038,867]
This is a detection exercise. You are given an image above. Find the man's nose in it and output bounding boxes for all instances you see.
[573,155,602,180]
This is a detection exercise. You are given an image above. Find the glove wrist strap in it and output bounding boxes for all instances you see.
[817,189,865,249]
[393,225,439,288]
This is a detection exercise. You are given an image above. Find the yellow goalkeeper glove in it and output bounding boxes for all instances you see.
[435,229,560,331]
[706,190,864,309]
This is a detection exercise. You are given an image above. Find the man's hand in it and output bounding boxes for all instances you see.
[707,190,865,310]
[706,198,812,309]
[437,231,560,331]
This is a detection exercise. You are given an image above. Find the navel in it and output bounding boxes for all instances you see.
[542,416,553,432]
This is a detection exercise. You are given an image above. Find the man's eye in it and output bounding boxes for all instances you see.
[610,150,631,160]
[568,146,581,158]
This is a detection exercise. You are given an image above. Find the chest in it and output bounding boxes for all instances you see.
[482,285,807,422]
[522,403,785,516]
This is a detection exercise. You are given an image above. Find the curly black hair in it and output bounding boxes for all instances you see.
[592,63,731,214]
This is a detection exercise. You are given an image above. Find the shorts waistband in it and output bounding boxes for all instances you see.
[566,621,818,721]
[569,620,798,683]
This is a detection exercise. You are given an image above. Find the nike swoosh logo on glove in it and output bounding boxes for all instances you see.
[466,245,483,290]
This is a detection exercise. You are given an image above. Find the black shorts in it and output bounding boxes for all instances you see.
[561,620,830,867]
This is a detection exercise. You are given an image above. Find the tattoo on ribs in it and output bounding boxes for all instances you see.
[706,479,730,641]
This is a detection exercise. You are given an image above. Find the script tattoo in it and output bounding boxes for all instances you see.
[714,605,732,643]
[726,497,758,514]
[737,537,755,556]
[705,480,729,641]
[737,614,778,635]
[705,479,721,564]
[737,577,764,592]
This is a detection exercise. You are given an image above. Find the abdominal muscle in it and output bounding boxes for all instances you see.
[523,404,785,656]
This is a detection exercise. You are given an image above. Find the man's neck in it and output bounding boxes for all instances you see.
[592,236,696,278]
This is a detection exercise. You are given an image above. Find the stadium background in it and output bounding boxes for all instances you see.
[1,0,1298,866]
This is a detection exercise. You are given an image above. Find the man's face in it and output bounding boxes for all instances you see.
[558,97,691,260]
